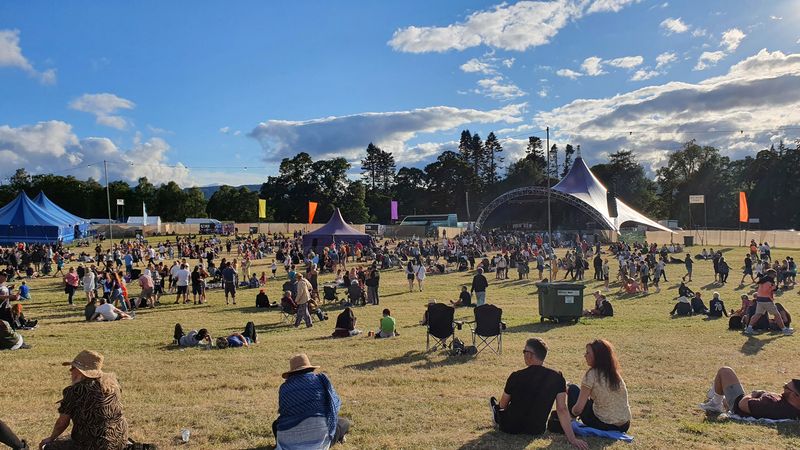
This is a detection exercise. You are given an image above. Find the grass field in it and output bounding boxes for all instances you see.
[2,242,799,449]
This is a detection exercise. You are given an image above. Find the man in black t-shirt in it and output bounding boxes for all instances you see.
[490,338,588,450]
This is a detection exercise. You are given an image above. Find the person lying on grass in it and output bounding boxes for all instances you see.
[89,298,134,321]
[173,324,212,347]
[490,337,589,450]
[215,321,258,348]
[699,366,800,420]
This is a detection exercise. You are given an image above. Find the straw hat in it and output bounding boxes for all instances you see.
[282,353,319,379]
[62,350,104,378]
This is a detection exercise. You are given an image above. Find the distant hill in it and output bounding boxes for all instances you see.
[190,184,262,200]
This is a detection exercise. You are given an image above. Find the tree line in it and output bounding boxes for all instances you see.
[2,134,799,228]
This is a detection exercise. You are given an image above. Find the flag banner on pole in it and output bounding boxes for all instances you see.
[258,199,266,219]
[390,200,398,221]
[142,202,148,226]
[739,192,749,223]
[308,201,318,224]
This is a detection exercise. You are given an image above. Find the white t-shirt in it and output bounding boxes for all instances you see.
[176,269,190,286]
[170,264,180,279]
[95,303,118,321]
[83,272,96,291]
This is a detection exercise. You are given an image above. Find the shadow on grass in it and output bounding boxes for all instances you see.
[740,335,782,355]
[504,321,570,334]
[344,350,428,370]
[457,430,536,450]
[704,414,800,436]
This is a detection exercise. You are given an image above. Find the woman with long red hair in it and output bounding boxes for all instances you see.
[569,339,631,432]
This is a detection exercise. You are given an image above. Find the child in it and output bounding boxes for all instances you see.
[17,281,31,301]
[375,308,397,338]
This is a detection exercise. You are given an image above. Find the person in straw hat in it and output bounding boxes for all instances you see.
[272,353,350,449]
[38,350,128,450]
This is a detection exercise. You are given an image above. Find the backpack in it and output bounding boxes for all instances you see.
[450,338,476,356]
[728,315,743,330]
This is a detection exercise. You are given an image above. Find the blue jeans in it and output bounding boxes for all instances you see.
[474,291,486,306]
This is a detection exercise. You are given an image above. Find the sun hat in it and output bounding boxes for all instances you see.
[282,353,319,379]
[62,350,104,378]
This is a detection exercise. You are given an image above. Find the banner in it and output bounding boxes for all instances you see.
[739,192,749,223]
[308,201,318,224]
[390,200,398,221]
[689,195,705,204]
[142,202,148,226]
[258,199,266,219]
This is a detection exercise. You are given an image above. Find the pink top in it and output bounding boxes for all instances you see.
[64,272,79,287]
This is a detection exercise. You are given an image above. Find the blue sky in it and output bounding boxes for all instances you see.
[2,0,799,186]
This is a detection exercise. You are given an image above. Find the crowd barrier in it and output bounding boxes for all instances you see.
[646,229,800,249]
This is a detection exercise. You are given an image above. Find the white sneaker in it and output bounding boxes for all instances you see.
[783,327,794,336]
[743,326,754,335]
[699,399,724,414]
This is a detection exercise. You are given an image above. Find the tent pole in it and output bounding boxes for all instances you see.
[104,160,113,241]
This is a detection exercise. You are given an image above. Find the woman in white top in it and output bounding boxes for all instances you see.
[568,339,631,432]
[82,269,96,302]
[414,262,426,292]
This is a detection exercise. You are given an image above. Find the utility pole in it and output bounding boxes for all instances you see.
[546,127,552,281]
[104,160,113,241]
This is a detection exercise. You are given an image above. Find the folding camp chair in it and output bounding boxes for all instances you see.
[322,284,339,304]
[280,304,296,324]
[426,303,458,351]
[469,304,505,355]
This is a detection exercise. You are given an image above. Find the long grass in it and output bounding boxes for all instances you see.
[1,242,799,449]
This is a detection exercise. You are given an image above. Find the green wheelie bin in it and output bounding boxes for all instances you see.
[535,282,585,324]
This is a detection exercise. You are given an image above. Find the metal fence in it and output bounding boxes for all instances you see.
[646,229,800,249]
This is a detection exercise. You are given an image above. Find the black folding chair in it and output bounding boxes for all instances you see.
[469,304,504,355]
[323,285,339,304]
[426,303,457,351]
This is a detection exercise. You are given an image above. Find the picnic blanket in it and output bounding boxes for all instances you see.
[571,421,634,442]
[721,412,799,424]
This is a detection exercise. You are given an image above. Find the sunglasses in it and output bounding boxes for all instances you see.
[522,349,533,355]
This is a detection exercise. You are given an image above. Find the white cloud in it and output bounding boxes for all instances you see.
[606,56,644,69]
[660,17,689,34]
[630,69,660,81]
[655,52,677,69]
[476,77,527,100]
[770,15,782,21]
[691,28,707,37]
[219,126,231,134]
[581,56,606,76]
[694,51,726,70]
[587,0,641,13]
[0,120,191,185]
[69,93,135,130]
[249,104,525,164]
[501,58,515,68]
[721,28,746,52]
[557,68,583,79]
[388,0,636,53]
[460,58,496,74]
[0,29,56,84]
[535,49,800,173]
[538,87,549,98]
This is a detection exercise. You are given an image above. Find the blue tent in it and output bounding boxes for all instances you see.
[302,208,372,250]
[0,192,75,244]
[33,192,90,238]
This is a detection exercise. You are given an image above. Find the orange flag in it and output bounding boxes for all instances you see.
[739,192,748,223]
[308,201,318,224]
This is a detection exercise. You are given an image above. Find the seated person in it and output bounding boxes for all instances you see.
[621,276,640,294]
[84,298,97,322]
[699,366,800,419]
[0,319,29,350]
[307,298,328,322]
[584,291,613,317]
[216,321,258,348]
[281,290,298,314]
[174,323,212,347]
[568,339,631,432]
[450,286,472,307]
[375,308,397,339]
[248,273,259,289]
[10,304,37,329]
[332,307,361,338]
[17,281,30,300]
[259,271,267,287]
[671,296,693,316]
[273,354,350,448]
[708,292,728,318]
[490,338,588,449]
[347,280,364,305]
[678,282,694,298]
[771,303,792,331]
[90,298,133,321]
[691,292,709,315]
[420,300,436,325]
[255,289,276,308]
[0,419,27,449]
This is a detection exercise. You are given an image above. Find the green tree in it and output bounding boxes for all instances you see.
[482,132,503,188]
[340,181,370,223]
[591,150,658,215]
[561,144,575,178]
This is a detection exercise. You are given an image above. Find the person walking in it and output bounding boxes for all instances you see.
[63,267,79,306]
[471,267,489,306]
[294,273,313,328]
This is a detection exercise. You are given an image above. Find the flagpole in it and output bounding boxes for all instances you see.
[104,160,113,241]
[546,126,552,281]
